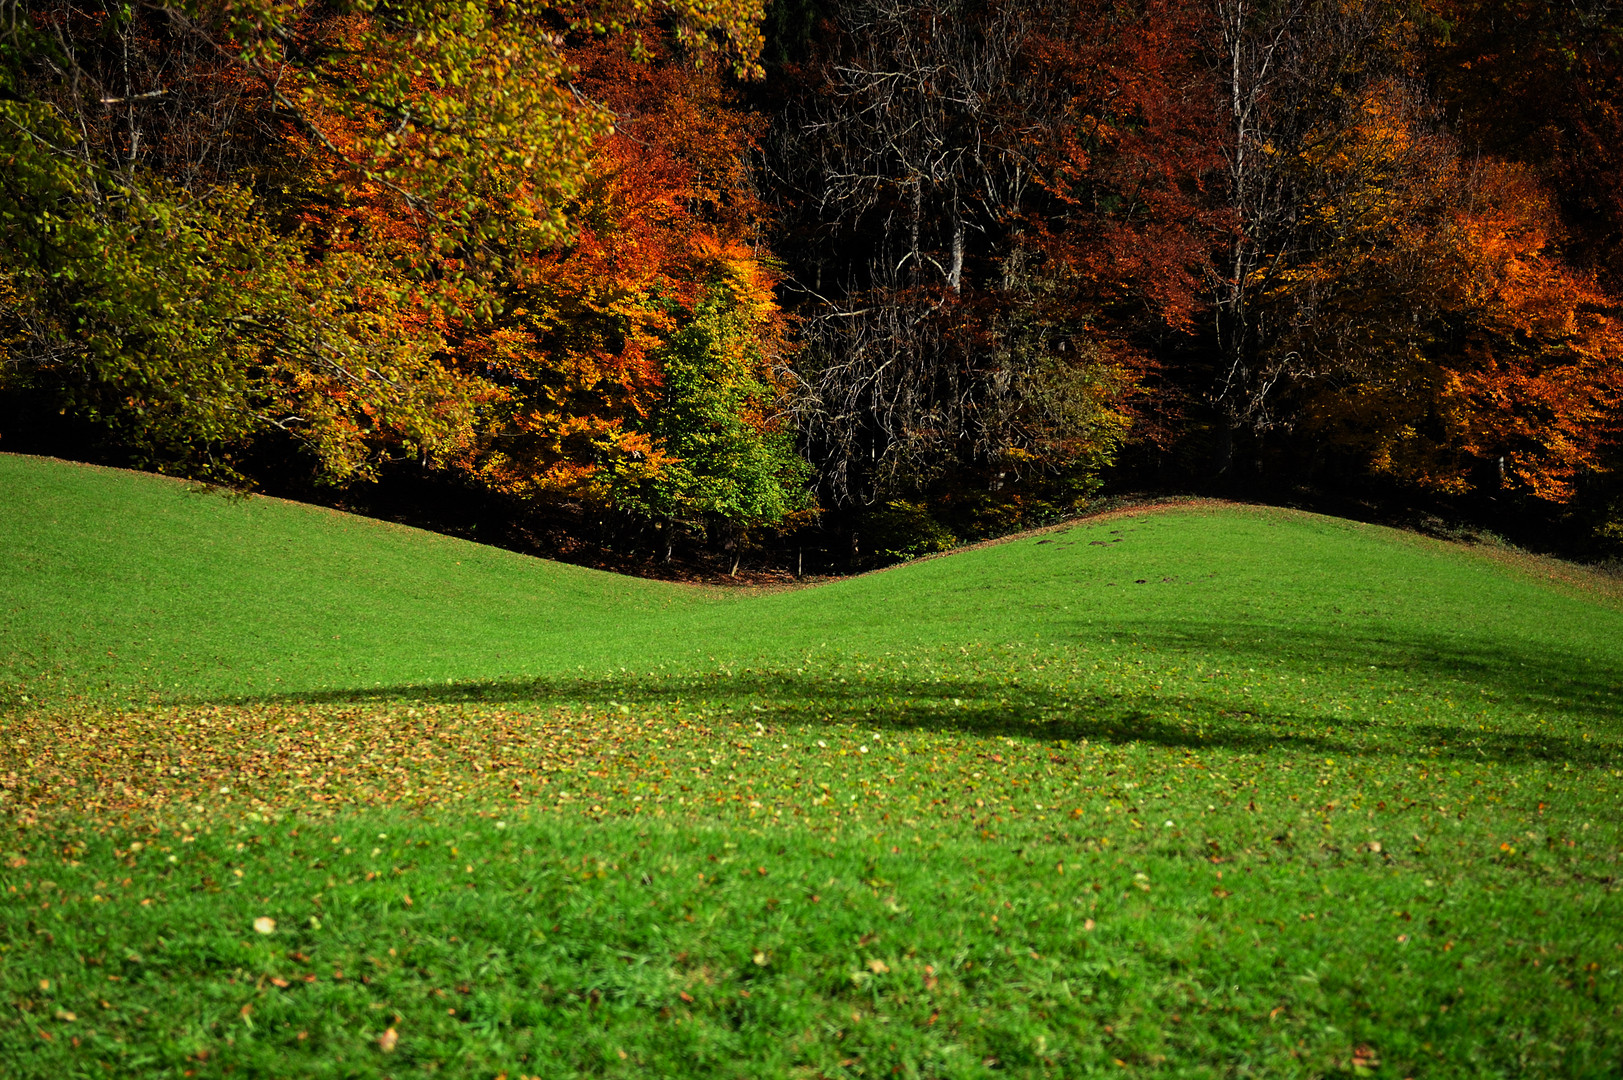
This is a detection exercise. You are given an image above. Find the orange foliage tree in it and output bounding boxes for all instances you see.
[431,38,808,536]
[1259,85,1623,500]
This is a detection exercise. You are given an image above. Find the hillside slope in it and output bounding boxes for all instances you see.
[3,453,1621,729]
[1,455,707,703]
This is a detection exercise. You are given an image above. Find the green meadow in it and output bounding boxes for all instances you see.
[2,453,1620,1078]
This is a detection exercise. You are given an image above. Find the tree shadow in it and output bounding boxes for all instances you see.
[1096,617,1623,727]
[214,657,1621,770]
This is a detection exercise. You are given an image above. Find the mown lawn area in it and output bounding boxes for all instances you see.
[2,454,1620,1078]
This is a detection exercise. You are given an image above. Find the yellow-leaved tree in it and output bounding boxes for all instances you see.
[1256,84,1623,501]
[446,39,809,544]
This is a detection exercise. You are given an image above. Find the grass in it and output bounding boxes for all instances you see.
[2,452,1621,1078]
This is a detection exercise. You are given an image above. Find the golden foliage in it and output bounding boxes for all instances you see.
[1265,85,1623,500]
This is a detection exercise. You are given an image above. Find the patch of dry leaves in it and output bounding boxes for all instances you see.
[0,702,669,824]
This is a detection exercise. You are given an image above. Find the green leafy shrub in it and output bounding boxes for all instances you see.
[860,499,957,562]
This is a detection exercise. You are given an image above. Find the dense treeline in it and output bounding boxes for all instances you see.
[3,0,1621,569]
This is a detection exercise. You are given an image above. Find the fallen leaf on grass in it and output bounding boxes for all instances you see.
[378,1027,398,1053]
[253,917,275,934]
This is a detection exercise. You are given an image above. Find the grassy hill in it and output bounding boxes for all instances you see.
[0,455,700,704]
[2,453,1621,1078]
[6,453,1620,720]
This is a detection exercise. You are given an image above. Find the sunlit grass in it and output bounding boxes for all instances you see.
[2,453,1621,1077]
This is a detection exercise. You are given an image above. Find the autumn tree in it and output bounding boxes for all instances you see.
[1201,0,1435,441]
[1258,86,1623,500]
[0,2,479,482]
[1190,2,1623,505]
[1421,0,1623,540]
[429,37,809,551]
[1426,0,1623,291]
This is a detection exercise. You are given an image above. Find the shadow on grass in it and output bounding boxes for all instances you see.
[1099,617,1623,724]
[216,656,1622,770]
